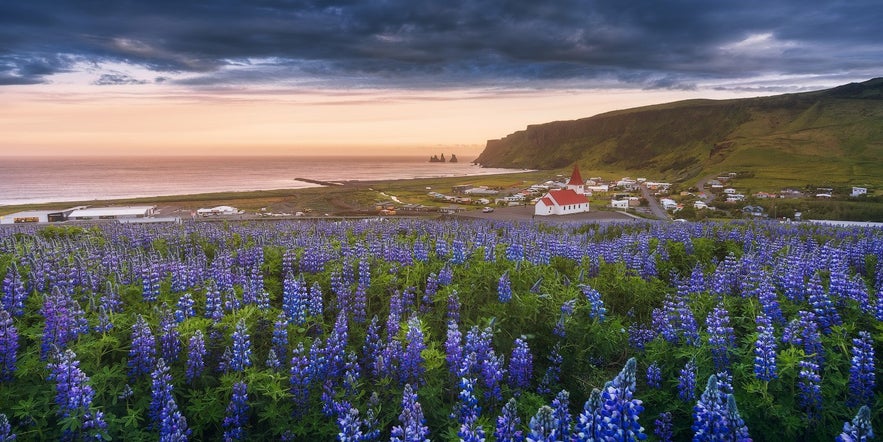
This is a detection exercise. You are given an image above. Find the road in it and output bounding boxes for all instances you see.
[695,173,719,203]
[639,184,670,220]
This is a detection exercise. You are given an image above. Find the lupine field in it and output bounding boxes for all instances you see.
[0,219,880,441]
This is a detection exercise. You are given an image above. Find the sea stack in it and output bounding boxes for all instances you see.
[449,154,458,163]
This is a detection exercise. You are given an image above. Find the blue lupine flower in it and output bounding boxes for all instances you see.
[203,281,224,322]
[527,406,557,442]
[362,316,382,379]
[47,348,107,441]
[580,284,607,322]
[836,405,874,442]
[495,398,524,442]
[265,348,282,371]
[726,394,751,442]
[308,281,324,317]
[654,412,673,442]
[678,359,697,402]
[272,314,290,365]
[573,389,602,442]
[0,309,18,381]
[446,290,460,323]
[438,262,453,286]
[128,314,156,379]
[797,359,822,422]
[508,337,533,392]
[706,304,734,372]
[174,293,195,323]
[230,319,252,372]
[551,390,571,440]
[806,272,840,334]
[362,392,382,442]
[289,342,311,413]
[646,362,662,389]
[185,330,205,383]
[0,413,15,441]
[847,331,875,408]
[692,375,729,441]
[445,320,463,377]
[783,311,824,365]
[498,271,512,303]
[390,384,430,442]
[1,265,27,317]
[401,317,425,386]
[753,313,777,381]
[223,381,249,441]
[482,351,506,403]
[597,357,646,440]
[456,377,486,442]
[337,407,363,442]
[159,312,182,364]
[537,343,563,396]
[40,288,89,359]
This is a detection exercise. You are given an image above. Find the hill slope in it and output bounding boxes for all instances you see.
[475,78,883,185]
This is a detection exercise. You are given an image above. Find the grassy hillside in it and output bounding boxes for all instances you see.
[475,78,883,187]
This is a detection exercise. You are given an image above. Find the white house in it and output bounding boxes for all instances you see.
[694,201,709,210]
[852,187,868,197]
[659,198,678,210]
[610,199,629,209]
[535,189,590,216]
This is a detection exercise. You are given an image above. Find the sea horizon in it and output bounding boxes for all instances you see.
[0,154,524,206]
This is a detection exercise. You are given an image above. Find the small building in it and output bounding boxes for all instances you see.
[0,206,85,224]
[67,206,156,221]
[464,187,499,196]
[535,189,590,216]
[439,205,466,214]
[659,198,678,210]
[374,201,397,211]
[610,199,630,209]
[197,206,242,216]
[694,201,709,210]
[742,205,765,217]
[451,184,473,195]
[852,187,868,197]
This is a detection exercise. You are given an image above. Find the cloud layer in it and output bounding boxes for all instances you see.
[2,1,881,89]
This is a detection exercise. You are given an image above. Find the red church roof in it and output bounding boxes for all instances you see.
[567,165,584,186]
[547,189,589,206]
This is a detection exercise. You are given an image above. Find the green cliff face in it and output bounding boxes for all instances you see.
[476,78,883,184]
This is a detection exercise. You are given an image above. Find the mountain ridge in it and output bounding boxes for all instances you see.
[475,78,883,185]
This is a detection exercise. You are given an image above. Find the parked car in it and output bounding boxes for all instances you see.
[482,207,495,213]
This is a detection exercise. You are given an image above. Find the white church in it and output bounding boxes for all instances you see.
[534,165,591,216]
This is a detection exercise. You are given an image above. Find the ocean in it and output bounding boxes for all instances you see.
[0,156,521,206]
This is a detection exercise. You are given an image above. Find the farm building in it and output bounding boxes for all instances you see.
[197,206,242,216]
[67,206,156,221]
[534,189,590,216]
[0,206,86,225]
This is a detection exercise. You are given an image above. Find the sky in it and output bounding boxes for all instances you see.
[1,1,881,157]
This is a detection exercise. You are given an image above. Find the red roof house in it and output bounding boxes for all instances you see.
[534,189,590,216]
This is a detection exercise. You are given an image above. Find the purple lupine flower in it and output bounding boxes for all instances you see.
[505,243,524,262]
[482,351,506,403]
[390,384,430,442]
[265,348,282,371]
[308,281,324,318]
[159,312,182,364]
[836,405,873,442]
[706,304,735,372]
[362,392,381,442]
[580,284,607,322]
[678,359,697,402]
[847,331,875,408]
[875,288,883,322]
[361,316,382,379]
[282,272,307,325]
[806,272,840,334]
[337,407,363,442]
[203,281,224,322]
[726,394,751,442]
[597,357,646,440]
[456,377,486,442]
[692,375,729,441]
[438,262,453,286]
[223,381,249,441]
[401,317,425,386]
[272,314,289,365]
[753,313,777,381]
[654,412,673,442]
[783,311,824,365]
[551,390,571,440]
[498,270,512,303]
[797,359,822,422]
[47,348,108,441]
[185,330,205,383]
[447,290,460,323]
[40,288,89,358]
[573,389,602,442]
[174,293,196,323]
[553,299,577,337]
[289,342,311,413]
[0,413,15,441]
[229,319,252,372]
[628,324,656,351]
[537,343,563,396]
[495,398,524,442]
[1,265,27,317]
[527,406,557,442]
[445,320,463,377]
[508,337,533,392]
[646,362,662,389]
[0,309,18,381]
[151,358,190,441]
[128,314,157,379]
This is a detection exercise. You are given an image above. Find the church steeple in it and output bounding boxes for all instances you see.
[566,164,586,194]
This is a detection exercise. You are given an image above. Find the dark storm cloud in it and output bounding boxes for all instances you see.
[1,0,881,88]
